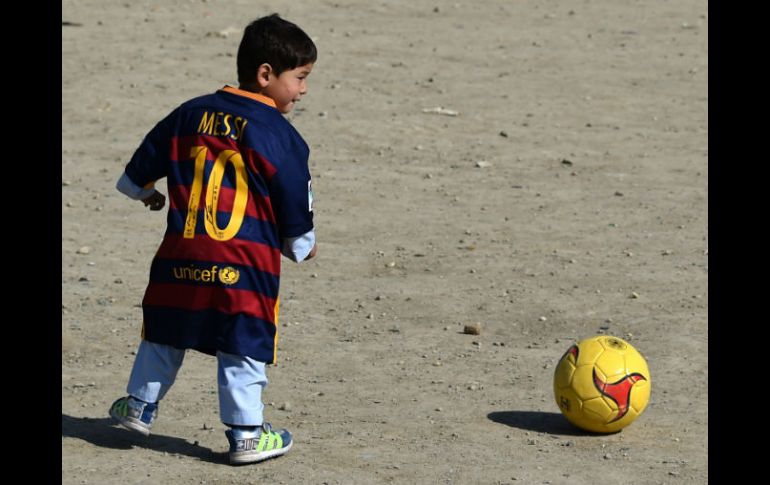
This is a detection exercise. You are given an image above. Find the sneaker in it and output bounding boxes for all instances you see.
[109,396,157,436]
[226,423,293,465]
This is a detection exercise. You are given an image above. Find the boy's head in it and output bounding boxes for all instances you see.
[237,14,317,112]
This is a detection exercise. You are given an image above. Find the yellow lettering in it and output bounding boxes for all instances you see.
[171,265,225,282]
[214,112,224,136]
[205,150,248,241]
[197,111,215,135]
[233,118,247,141]
[230,117,239,140]
[184,146,249,241]
[222,114,232,138]
[184,146,207,238]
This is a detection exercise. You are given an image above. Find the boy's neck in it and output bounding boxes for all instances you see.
[237,83,261,94]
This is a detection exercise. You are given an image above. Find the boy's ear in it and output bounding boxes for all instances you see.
[256,63,273,88]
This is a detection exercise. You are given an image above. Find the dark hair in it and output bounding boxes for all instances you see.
[237,14,317,84]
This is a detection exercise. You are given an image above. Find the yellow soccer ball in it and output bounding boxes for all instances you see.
[553,335,651,433]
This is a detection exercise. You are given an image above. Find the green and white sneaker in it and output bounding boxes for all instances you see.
[225,423,293,465]
[109,396,157,436]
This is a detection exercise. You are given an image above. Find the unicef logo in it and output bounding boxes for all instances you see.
[218,266,240,285]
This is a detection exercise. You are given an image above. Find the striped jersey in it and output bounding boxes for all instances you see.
[123,86,314,364]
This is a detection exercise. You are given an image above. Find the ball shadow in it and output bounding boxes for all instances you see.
[487,410,610,436]
[61,414,228,464]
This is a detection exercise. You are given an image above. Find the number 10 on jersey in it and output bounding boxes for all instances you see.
[184,145,249,242]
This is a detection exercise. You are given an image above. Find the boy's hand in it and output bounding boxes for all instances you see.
[304,243,318,261]
[142,191,166,211]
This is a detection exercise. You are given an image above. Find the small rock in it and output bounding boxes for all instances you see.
[539,316,547,322]
[77,246,91,255]
[421,106,459,116]
[463,322,482,335]
[630,292,640,299]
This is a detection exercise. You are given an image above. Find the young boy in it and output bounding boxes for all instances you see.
[109,13,317,465]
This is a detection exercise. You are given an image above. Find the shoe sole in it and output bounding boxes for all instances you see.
[109,408,151,437]
[229,440,293,465]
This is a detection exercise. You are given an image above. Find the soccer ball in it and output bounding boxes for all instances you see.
[553,335,651,433]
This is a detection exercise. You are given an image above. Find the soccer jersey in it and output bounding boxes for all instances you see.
[122,86,314,364]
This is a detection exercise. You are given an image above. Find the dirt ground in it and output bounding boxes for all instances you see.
[62,0,708,483]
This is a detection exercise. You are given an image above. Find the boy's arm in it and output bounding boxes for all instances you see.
[116,172,166,211]
[269,153,315,262]
[117,108,177,210]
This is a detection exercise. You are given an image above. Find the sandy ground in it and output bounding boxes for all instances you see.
[62,0,708,483]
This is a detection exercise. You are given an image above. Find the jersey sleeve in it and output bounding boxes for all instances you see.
[262,123,315,239]
[123,108,179,188]
[116,171,157,200]
[269,153,314,238]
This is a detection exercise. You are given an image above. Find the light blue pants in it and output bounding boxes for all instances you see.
[126,340,267,426]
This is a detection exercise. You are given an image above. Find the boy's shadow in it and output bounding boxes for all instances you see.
[61,414,227,464]
[487,410,608,436]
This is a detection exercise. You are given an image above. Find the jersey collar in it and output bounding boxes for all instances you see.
[219,86,277,108]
